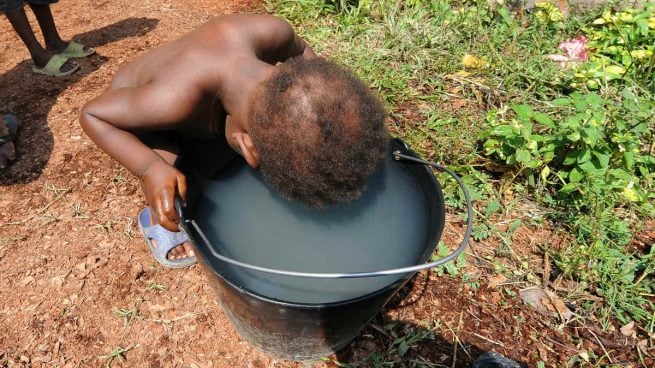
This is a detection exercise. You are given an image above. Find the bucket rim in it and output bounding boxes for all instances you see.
[192,245,417,308]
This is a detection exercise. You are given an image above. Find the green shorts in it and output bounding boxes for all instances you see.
[0,0,58,13]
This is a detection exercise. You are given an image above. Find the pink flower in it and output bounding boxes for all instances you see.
[547,36,588,67]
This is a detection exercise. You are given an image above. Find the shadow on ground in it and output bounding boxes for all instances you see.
[331,273,526,368]
[0,17,158,185]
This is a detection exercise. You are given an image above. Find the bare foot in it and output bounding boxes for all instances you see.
[149,214,195,260]
[0,115,17,170]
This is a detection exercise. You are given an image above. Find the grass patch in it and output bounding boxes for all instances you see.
[145,281,166,292]
[99,344,136,368]
[269,0,655,335]
[113,307,140,326]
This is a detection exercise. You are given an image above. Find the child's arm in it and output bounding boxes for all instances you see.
[80,81,202,232]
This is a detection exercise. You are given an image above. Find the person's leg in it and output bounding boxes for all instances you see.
[28,2,67,52]
[3,4,77,72]
[29,1,93,56]
[3,7,50,66]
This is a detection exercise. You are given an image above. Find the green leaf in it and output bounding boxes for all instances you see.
[584,93,604,108]
[605,65,626,75]
[540,166,551,182]
[580,160,599,174]
[565,116,581,129]
[572,96,588,111]
[485,200,502,216]
[551,98,571,106]
[528,172,536,186]
[636,19,649,35]
[593,151,610,168]
[621,87,636,101]
[515,149,531,164]
[512,104,534,120]
[582,127,599,146]
[638,166,649,176]
[398,340,410,356]
[569,168,583,183]
[563,151,578,165]
[577,150,591,163]
[566,131,581,142]
[520,121,533,140]
[483,139,500,155]
[526,159,542,169]
[641,156,655,165]
[624,151,634,170]
[533,113,555,129]
[559,183,578,193]
[624,187,640,202]
[492,125,514,136]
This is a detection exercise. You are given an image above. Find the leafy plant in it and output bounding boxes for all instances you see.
[432,241,467,277]
[566,4,655,92]
[479,90,655,324]
[480,90,655,206]
[534,1,565,27]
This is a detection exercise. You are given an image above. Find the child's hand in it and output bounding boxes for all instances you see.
[140,160,187,232]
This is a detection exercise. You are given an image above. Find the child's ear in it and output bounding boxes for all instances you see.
[232,132,260,168]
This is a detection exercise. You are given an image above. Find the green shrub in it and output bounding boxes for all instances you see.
[567,4,655,92]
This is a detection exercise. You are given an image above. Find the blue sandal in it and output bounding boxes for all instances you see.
[137,207,197,268]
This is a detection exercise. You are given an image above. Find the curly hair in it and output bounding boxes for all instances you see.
[249,57,389,208]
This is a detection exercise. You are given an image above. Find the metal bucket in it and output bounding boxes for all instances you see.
[177,138,472,360]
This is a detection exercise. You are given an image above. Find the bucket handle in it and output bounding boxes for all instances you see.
[183,151,473,279]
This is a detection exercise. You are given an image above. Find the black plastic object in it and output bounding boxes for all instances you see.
[177,138,446,360]
[472,352,526,368]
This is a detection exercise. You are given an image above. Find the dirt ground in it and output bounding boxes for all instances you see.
[0,1,650,367]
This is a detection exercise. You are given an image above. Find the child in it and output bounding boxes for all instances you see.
[2,0,94,76]
[80,14,389,268]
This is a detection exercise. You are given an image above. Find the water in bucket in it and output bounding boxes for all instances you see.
[193,156,430,304]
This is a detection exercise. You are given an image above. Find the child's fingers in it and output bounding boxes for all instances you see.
[158,210,179,232]
[155,193,180,232]
[176,173,187,202]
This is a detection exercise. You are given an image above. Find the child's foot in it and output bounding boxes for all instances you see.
[45,39,93,56]
[32,54,79,77]
[138,208,197,268]
[31,40,93,72]
[44,39,70,54]
[56,41,95,59]
[151,237,196,260]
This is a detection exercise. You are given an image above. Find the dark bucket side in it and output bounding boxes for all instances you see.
[178,139,446,361]
[191,249,408,360]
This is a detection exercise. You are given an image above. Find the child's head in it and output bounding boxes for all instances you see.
[248,57,389,208]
